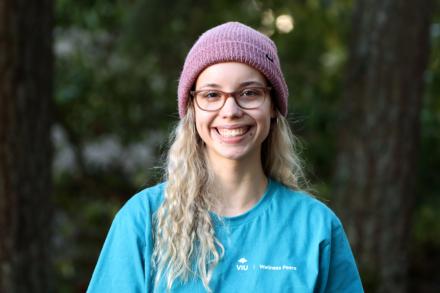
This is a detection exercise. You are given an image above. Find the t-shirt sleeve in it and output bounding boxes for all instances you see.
[316,218,364,293]
[87,195,153,293]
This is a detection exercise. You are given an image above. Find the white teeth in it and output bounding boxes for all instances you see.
[217,127,248,137]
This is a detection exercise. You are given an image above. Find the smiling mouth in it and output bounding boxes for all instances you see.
[216,127,250,138]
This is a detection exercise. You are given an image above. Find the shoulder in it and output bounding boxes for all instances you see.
[87,183,167,292]
[269,180,342,230]
[115,181,166,223]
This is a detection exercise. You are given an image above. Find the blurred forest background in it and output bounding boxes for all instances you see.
[1,0,439,292]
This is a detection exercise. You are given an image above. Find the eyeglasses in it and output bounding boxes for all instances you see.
[190,87,272,112]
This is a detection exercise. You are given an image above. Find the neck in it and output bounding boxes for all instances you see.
[207,154,268,217]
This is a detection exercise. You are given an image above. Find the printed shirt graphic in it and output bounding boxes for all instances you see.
[87,180,364,293]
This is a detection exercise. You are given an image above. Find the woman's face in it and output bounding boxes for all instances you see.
[193,62,275,164]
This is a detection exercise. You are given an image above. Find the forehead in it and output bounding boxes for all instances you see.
[195,62,266,89]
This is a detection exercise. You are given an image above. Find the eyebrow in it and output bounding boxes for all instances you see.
[198,80,266,89]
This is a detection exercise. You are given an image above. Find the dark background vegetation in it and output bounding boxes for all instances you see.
[1,0,439,292]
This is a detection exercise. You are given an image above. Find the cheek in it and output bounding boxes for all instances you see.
[195,119,204,139]
[259,115,273,140]
[194,111,212,138]
[194,121,209,147]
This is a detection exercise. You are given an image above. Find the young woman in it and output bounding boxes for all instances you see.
[88,22,363,292]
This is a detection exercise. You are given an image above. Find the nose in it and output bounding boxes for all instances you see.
[220,96,243,118]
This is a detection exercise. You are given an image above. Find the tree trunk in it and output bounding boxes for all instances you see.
[333,0,433,292]
[0,0,53,292]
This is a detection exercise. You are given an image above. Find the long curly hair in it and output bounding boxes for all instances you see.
[152,99,306,291]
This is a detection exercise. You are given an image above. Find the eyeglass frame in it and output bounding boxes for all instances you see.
[190,86,272,112]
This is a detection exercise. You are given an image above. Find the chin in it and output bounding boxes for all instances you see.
[209,146,258,163]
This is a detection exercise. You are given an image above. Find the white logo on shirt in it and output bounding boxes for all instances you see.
[236,257,297,272]
[238,258,248,264]
[236,258,249,271]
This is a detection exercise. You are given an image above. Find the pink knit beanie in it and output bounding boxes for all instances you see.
[177,21,288,118]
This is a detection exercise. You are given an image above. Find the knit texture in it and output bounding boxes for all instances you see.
[177,22,289,118]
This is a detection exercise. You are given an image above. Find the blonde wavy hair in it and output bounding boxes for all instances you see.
[152,99,306,291]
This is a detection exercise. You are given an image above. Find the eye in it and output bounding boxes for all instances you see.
[201,90,221,99]
[241,88,262,97]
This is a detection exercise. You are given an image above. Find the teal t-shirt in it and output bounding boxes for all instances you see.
[88,179,363,292]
